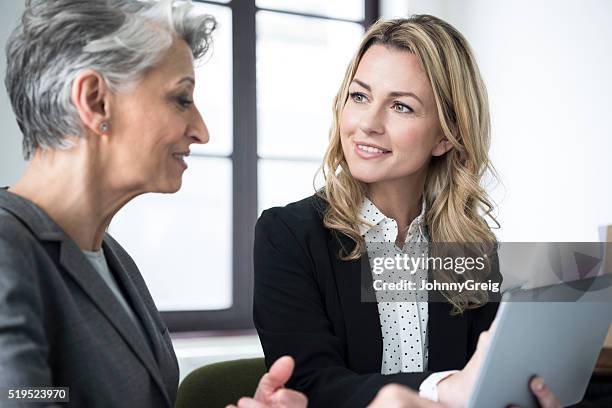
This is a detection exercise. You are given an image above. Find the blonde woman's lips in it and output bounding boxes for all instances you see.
[354,142,391,159]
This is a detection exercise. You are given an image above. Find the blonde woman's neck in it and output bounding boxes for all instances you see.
[367,175,425,242]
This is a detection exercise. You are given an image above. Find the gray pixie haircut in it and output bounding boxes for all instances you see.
[5,0,216,160]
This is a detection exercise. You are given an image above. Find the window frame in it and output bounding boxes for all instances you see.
[162,0,380,333]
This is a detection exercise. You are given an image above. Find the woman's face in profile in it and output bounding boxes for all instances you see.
[340,44,445,186]
[108,39,209,194]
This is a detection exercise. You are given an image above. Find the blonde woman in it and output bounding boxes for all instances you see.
[253,16,560,408]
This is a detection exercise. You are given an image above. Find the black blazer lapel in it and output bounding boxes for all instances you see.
[427,271,468,371]
[328,232,383,374]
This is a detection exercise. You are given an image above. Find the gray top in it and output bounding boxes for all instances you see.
[82,248,146,338]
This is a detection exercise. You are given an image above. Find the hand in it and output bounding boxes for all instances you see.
[437,318,562,408]
[437,318,498,408]
[226,356,307,408]
[367,384,445,408]
[508,376,562,408]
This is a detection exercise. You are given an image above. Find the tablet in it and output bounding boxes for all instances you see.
[467,273,612,408]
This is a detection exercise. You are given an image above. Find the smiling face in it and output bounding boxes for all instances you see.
[108,39,208,194]
[340,44,449,187]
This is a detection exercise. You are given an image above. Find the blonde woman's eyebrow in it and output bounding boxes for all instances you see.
[351,78,371,91]
[352,78,423,105]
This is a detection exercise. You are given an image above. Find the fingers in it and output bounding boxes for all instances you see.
[478,316,498,352]
[530,377,561,408]
[476,329,491,351]
[234,397,267,408]
[271,388,308,408]
[232,385,307,408]
[463,329,492,378]
[467,328,492,373]
[253,356,295,401]
[488,316,499,336]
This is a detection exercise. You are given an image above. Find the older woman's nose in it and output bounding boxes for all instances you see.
[189,108,210,144]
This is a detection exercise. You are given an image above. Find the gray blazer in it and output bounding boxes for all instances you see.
[0,189,179,407]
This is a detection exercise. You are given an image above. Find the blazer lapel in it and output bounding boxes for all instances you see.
[58,239,171,405]
[328,232,383,374]
[427,270,468,371]
[101,241,173,384]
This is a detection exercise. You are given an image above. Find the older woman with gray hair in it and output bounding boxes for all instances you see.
[0,1,306,407]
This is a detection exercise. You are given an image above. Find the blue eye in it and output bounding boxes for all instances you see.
[349,92,367,103]
[393,102,413,113]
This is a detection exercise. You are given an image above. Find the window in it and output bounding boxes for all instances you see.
[109,0,379,332]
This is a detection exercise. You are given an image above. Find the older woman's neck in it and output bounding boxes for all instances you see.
[9,148,140,251]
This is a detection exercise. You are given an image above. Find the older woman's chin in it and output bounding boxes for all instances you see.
[165,184,182,194]
[148,177,184,195]
[165,180,183,194]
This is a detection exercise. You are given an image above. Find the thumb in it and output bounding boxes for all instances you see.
[267,355,295,386]
[254,356,295,400]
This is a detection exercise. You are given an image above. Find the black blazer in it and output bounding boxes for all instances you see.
[253,194,501,407]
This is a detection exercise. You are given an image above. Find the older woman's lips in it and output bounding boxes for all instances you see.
[354,143,391,159]
[172,153,189,169]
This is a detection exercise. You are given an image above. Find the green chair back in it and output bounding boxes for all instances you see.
[175,357,267,408]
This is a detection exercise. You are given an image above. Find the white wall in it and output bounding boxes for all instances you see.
[0,1,26,186]
[383,0,612,242]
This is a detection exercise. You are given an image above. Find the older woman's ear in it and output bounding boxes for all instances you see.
[70,69,111,136]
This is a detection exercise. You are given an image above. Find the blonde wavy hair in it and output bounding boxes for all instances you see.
[316,15,499,313]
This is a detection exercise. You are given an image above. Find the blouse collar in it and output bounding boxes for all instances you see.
[358,195,427,239]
